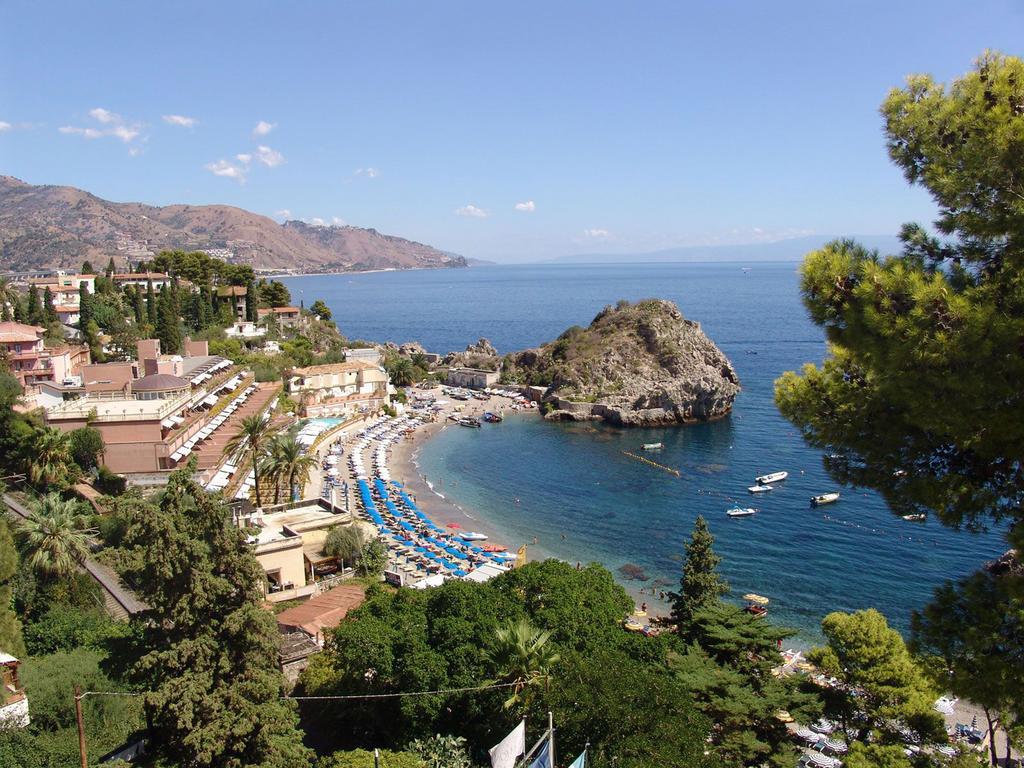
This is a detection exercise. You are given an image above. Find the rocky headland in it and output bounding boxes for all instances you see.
[501,299,740,426]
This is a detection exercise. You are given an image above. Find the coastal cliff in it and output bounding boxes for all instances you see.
[501,299,740,426]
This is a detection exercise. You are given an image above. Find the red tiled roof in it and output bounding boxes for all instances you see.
[275,584,366,638]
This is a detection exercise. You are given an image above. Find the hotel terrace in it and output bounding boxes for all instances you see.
[241,499,363,604]
[287,360,391,418]
[43,338,264,474]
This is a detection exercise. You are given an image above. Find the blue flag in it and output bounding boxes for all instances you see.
[528,738,551,768]
[568,749,586,768]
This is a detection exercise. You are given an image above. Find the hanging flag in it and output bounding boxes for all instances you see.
[528,737,551,768]
[489,720,526,768]
[568,749,587,768]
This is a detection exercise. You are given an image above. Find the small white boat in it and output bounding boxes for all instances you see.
[902,513,926,522]
[727,507,758,518]
[755,471,788,485]
[642,442,663,451]
[748,485,773,494]
[460,531,488,541]
[810,492,840,507]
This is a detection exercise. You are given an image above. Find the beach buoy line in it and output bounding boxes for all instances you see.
[622,451,682,477]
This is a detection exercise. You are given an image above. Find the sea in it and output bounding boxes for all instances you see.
[282,262,1007,643]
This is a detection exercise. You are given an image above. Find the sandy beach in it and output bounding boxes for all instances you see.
[388,391,526,547]
[383,390,670,616]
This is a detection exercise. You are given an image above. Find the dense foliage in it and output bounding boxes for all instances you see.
[775,52,1024,535]
[775,52,1024,767]
[115,463,311,767]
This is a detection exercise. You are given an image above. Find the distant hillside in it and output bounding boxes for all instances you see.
[550,234,905,264]
[0,175,466,272]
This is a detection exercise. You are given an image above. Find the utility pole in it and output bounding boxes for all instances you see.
[548,711,555,768]
[74,685,88,768]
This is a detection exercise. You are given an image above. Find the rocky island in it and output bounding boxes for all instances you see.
[501,299,740,426]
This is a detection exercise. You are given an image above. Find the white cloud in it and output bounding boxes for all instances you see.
[59,126,104,139]
[236,153,252,164]
[583,228,610,238]
[514,200,536,212]
[162,114,198,128]
[89,107,120,124]
[111,124,140,142]
[455,204,489,218]
[60,107,143,145]
[128,147,142,157]
[275,209,292,219]
[253,120,275,136]
[353,167,379,179]
[310,217,326,226]
[0,122,10,132]
[331,216,346,226]
[205,159,248,183]
[255,145,284,167]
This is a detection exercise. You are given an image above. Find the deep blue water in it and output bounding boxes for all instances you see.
[283,263,1007,642]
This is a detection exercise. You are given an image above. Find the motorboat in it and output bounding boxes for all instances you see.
[457,417,482,428]
[743,593,769,615]
[726,507,758,517]
[483,411,503,423]
[748,484,773,493]
[810,492,840,507]
[902,513,926,522]
[642,442,663,450]
[755,471,788,485]
[459,531,488,541]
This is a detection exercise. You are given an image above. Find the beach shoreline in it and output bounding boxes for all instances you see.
[388,397,524,548]
[384,391,672,617]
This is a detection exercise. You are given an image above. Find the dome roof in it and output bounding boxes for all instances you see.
[132,373,189,392]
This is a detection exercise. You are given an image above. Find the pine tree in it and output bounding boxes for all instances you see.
[670,515,729,636]
[132,286,144,325]
[146,280,157,326]
[245,279,257,322]
[26,285,42,325]
[42,287,58,326]
[78,282,93,330]
[80,260,94,274]
[120,465,312,767]
[198,286,214,329]
[155,286,181,354]
[105,257,116,277]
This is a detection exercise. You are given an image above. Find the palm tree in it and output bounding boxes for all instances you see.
[276,435,318,501]
[386,356,415,387]
[224,414,275,507]
[485,618,561,712]
[259,439,288,505]
[17,493,95,578]
[28,427,74,487]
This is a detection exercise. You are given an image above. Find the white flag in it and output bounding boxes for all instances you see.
[489,720,526,768]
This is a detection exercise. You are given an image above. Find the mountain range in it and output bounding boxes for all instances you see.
[550,234,905,264]
[0,176,466,273]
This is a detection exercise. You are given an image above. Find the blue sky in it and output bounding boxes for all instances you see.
[1,1,1021,262]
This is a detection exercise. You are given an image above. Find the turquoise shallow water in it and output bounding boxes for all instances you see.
[283,262,1007,642]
